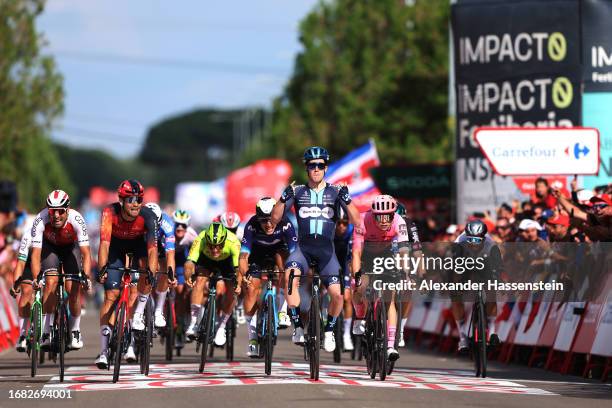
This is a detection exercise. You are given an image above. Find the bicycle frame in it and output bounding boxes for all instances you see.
[28,283,43,378]
[259,269,279,339]
[468,287,488,378]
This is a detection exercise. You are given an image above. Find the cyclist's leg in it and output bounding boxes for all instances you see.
[154,256,169,325]
[17,264,33,339]
[244,265,262,345]
[386,291,398,356]
[63,244,83,342]
[275,252,288,317]
[284,247,308,331]
[132,243,153,328]
[319,252,343,352]
[342,261,353,346]
[186,265,208,336]
[40,244,60,339]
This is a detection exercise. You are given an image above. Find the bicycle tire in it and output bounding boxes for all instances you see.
[309,291,320,381]
[377,302,388,381]
[144,296,154,376]
[365,306,376,379]
[30,302,41,377]
[333,314,343,363]
[226,316,234,361]
[265,295,274,375]
[477,299,487,378]
[471,302,482,377]
[58,304,68,383]
[113,304,126,383]
[199,299,215,373]
[39,349,45,365]
[165,298,174,361]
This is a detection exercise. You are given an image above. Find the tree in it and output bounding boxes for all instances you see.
[0,0,72,211]
[260,0,451,173]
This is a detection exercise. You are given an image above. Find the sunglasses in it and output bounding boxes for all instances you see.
[258,217,273,225]
[374,214,393,223]
[48,208,67,216]
[175,223,187,230]
[206,243,223,251]
[592,203,609,210]
[496,225,510,230]
[465,236,484,244]
[125,196,143,204]
[306,162,326,171]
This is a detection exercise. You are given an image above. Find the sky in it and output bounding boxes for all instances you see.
[39,0,318,158]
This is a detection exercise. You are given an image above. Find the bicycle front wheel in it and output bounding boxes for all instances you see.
[199,299,215,373]
[165,299,174,361]
[376,302,388,381]
[264,295,274,375]
[30,303,41,377]
[226,316,235,361]
[333,314,343,363]
[365,306,376,379]
[309,292,320,381]
[113,304,127,383]
[477,300,488,378]
[58,304,68,382]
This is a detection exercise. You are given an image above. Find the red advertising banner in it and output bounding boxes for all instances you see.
[225,159,292,221]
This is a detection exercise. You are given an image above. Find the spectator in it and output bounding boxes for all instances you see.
[552,190,612,242]
[493,217,515,243]
[532,177,557,209]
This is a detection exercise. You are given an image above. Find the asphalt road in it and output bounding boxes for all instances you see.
[0,309,610,408]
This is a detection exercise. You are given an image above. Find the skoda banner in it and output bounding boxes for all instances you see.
[452,0,582,221]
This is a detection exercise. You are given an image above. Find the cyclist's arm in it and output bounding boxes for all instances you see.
[281,219,298,253]
[345,202,361,228]
[238,252,249,284]
[12,259,26,287]
[98,207,113,269]
[162,218,177,273]
[143,210,159,273]
[185,233,204,281]
[79,245,92,280]
[271,200,286,226]
[30,215,44,281]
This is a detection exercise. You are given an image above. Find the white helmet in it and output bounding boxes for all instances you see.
[46,190,70,208]
[256,197,276,218]
[172,209,191,226]
[145,202,162,222]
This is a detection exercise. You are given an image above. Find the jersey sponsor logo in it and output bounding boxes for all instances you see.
[298,206,335,219]
[282,223,292,231]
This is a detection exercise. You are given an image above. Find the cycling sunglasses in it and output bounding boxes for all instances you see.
[124,196,143,204]
[465,236,484,244]
[175,223,187,230]
[48,208,67,216]
[206,242,224,251]
[258,217,273,225]
[374,213,393,223]
[306,162,326,171]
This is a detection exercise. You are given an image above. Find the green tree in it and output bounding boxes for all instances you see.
[0,0,72,211]
[260,0,451,173]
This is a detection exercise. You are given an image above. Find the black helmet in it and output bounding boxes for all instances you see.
[303,146,330,164]
[465,219,487,238]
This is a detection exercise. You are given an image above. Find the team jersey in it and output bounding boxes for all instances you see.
[99,203,158,249]
[334,223,354,265]
[17,219,34,262]
[187,230,241,268]
[284,183,349,244]
[240,216,297,255]
[352,211,408,251]
[156,213,176,252]
[31,208,90,249]
[175,226,198,266]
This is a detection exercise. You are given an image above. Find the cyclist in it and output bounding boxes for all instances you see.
[451,219,501,352]
[239,197,297,357]
[394,202,424,348]
[184,222,241,347]
[333,207,354,351]
[351,194,412,361]
[96,180,159,369]
[144,203,177,328]
[173,209,198,347]
[10,218,35,352]
[215,211,241,236]
[30,190,92,351]
[271,146,361,352]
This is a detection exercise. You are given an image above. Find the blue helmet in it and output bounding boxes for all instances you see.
[303,146,330,164]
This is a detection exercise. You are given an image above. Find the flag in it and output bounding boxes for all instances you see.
[325,140,381,211]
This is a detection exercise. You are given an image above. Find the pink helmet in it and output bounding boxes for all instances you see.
[220,211,241,229]
[371,194,397,214]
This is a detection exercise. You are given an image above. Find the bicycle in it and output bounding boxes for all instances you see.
[469,286,487,378]
[288,260,322,381]
[102,256,151,383]
[196,271,237,373]
[256,267,281,375]
[158,267,176,362]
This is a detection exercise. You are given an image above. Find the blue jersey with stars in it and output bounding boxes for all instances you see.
[156,213,176,252]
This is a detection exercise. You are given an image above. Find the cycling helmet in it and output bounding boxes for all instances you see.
[117,179,144,198]
[145,202,162,223]
[220,211,241,230]
[46,190,70,208]
[256,197,276,218]
[465,219,487,238]
[372,194,397,214]
[303,146,330,164]
[396,202,407,217]
[173,209,191,225]
[205,222,227,246]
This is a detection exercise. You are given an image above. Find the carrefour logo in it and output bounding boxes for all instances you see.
[298,206,335,219]
[459,32,566,65]
[565,143,590,159]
